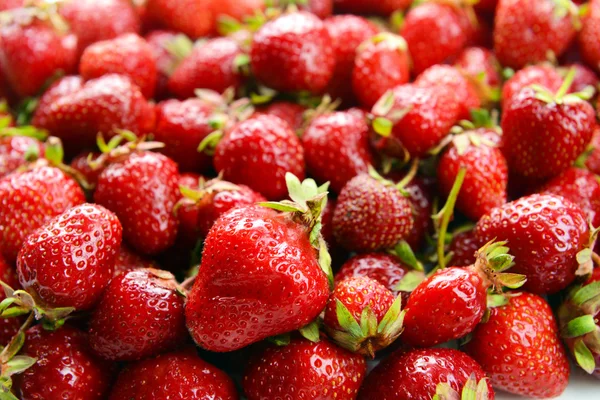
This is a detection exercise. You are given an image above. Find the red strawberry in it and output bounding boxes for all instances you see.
[212,115,305,200]
[403,178,434,250]
[455,47,502,105]
[0,0,23,11]
[145,30,184,100]
[448,228,482,267]
[358,348,494,400]
[89,268,187,361]
[94,151,179,255]
[585,125,600,174]
[0,135,44,178]
[464,292,570,398]
[109,348,238,400]
[113,245,157,276]
[213,0,264,22]
[475,0,498,12]
[501,64,563,110]
[580,0,600,73]
[146,0,215,39]
[244,338,366,400]
[0,165,85,262]
[333,0,412,15]
[168,37,245,99]
[332,173,414,252]
[565,63,599,95]
[302,0,333,18]
[69,151,102,188]
[476,194,589,294]
[255,101,306,132]
[59,0,140,55]
[250,12,335,94]
[302,110,374,193]
[0,254,22,344]
[14,325,115,400]
[17,203,121,311]
[80,33,157,98]
[352,33,410,109]
[173,173,204,249]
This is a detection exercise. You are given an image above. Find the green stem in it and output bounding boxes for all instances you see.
[556,66,576,100]
[435,168,467,270]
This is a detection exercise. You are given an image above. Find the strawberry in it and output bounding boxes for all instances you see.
[173,173,204,249]
[455,47,502,105]
[464,292,570,398]
[585,125,600,174]
[332,172,414,252]
[94,150,179,255]
[212,0,264,22]
[146,0,215,39]
[89,268,187,361]
[145,30,184,100]
[69,151,102,189]
[0,254,22,344]
[80,33,157,99]
[448,228,482,267]
[358,348,493,400]
[185,175,331,352]
[352,33,410,109]
[14,325,115,400]
[302,110,374,193]
[403,178,434,250]
[324,15,378,104]
[500,64,563,110]
[255,101,306,132]
[109,348,238,400]
[113,245,157,276]
[212,114,305,200]
[303,0,333,18]
[500,69,595,179]
[333,0,412,15]
[250,12,335,94]
[579,0,600,73]
[0,134,44,178]
[58,0,141,55]
[243,338,366,400]
[0,165,85,262]
[17,203,121,311]
[476,194,589,294]
[564,63,599,95]
[168,37,245,99]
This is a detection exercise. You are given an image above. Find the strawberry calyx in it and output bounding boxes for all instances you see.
[389,240,425,272]
[552,0,582,30]
[470,240,525,293]
[174,176,242,215]
[358,32,408,54]
[575,224,600,276]
[530,66,594,105]
[0,313,37,400]
[371,90,412,139]
[0,2,69,35]
[0,125,47,141]
[433,374,492,400]
[368,158,419,197]
[429,110,500,156]
[299,95,340,134]
[88,130,165,171]
[162,34,195,76]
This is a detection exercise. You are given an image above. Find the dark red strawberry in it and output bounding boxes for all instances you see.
[501,64,563,110]
[476,194,589,294]
[244,338,366,400]
[109,348,238,400]
[0,135,44,177]
[212,114,305,200]
[94,151,179,255]
[358,348,493,400]
[580,0,600,73]
[464,292,569,398]
[174,173,204,249]
[302,110,374,193]
[168,37,245,99]
[0,165,85,262]
[475,0,498,12]
[113,245,157,276]
[448,228,482,267]
[333,0,412,15]
[89,268,187,361]
[586,125,600,174]
[353,33,410,109]
[250,12,335,94]
[69,151,102,188]
[146,0,215,38]
[255,101,306,132]
[145,30,186,100]
[14,325,115,400]
[0,254,22,344]
[80,33,157,99]
[454,47,502,107]
[403,178,433,250]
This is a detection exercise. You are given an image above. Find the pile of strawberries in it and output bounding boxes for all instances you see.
[1,0,600,399]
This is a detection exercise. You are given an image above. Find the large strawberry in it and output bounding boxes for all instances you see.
[0,134,44,178]
[250,12,335,94]
[464,292,570,398]
[255,101,306,132]
[501,64,563,110]
[243,338,366,400]
[579,0,600,73]
[449,227,483,267]
[146,0,215,38]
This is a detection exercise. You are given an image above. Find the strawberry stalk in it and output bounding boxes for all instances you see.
[0,313,36,400]
[433,374,492,400]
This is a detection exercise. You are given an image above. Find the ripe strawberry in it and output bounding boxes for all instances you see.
[173,173,204,249]
[244,338,366,400]
[109,348,238,400]
[145,30,183,99]
[332,173,414,252]
[464,292,570,398]
[455,47,502,105]
[403,178,434,250]
[0,165,85,262]
[0,135,44,177]
[0,254,22,344]
[89,268,187,361]
[476,194,589,294]
[333,0,412,15]
[302,0,333,18]
[585,125,600,174]
[94,151,179,255]
[14,325,115,400]
[168,37,245,99]
[580,0,600,73]
[80,33,157,99]
[113,245,157,276]
[250,12,335,94]
[69,151,102,189]
[358,348,493,400]
[353,33,410,109]
[448,228,482,267]
[146,0,215,38]
[501,64,563,110]
[255,101,306,132]
[565,63,599,95]
[212,115,305,200]
[302,110,374,193]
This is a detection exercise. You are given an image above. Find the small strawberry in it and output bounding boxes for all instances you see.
[448,228,482,267]
[476,194,589,294]
[255,101,306,132]
[146,0,215,39]
[585,125,600,174]
[579,0,600,73]
[0,133,45,178]
[89,268,187,361]
[243,338,366,400]
[333,0,412,15]
[564,63,599,95]
[113,245,157,276]
[109,348,238,400]
[501,64,563,110]
[464,292,570,398]
[403,177,434,250]
[69,151,102,189]
[302,110,374,193]
[173,173,204,249]
[250,12,335,94]
[352,33,410,109]
[455,47,502,106]
[145,30,186,100]
[358,348,493,400]
[80,33,157,99]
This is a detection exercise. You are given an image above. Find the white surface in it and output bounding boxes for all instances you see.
[496,367,598,399]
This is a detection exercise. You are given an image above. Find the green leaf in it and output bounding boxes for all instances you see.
[1,332,24,363]
[318,238,333,289]
[286,173,307,207]
[497,273,527,289]
[299,321,320,343]
[392,241,424,271]
[573,281,600,306]
[0,282,14,301]
[377,296,404,336]
[486,294,508,308]
[372,90,395,116]
[335,300,363,338]
[394,271,425,293]
[43,137,64,165]
[372,117,393,137]
[258,201,304,213]
[574,338,597,374]
[197,130,224,155]
[268,333,291,346]
[563,315,597,338]
[3,356,37,377]
[461,375,477,400]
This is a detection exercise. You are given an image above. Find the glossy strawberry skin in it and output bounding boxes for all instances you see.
[586,125,600,174]
[146,0,214,38]
[244,338,366,400]
[109,349,238,400]
[0,254,22,344]
[302,0,333,18]
[254,102,306,132]
[145,30,179,99]
[449,229,482,267]
[580,0,600,73]
[476,194,589,294]
[0,136,44,177]
[113,245,157,276]
[214,115,305,200]
[70,151,102,189]
[0,166,85,262]
[501,64,563,110]
[15,325,115,400]
[250,12,335,94]
[89,268,187,361]
[358,348,493,400]
[567,63,600,95]
[168,37,244,99]
[94,151,179,255]
[80,33,157,98]
[302,111,374,193]
[17,203,122,311]
[185,206,330,352]
[464,292,569,398]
